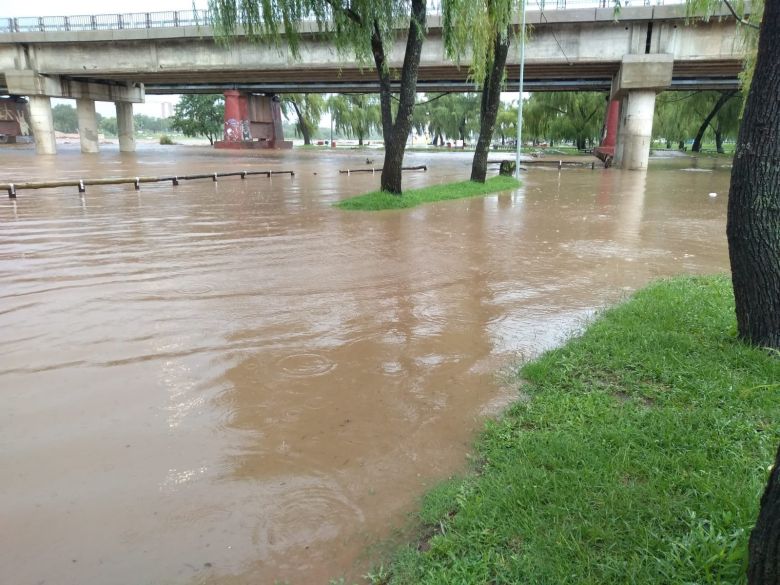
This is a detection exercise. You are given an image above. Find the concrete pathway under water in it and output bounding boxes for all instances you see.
[0,145,731,584]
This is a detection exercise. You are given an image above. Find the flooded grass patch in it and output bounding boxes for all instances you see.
[378,275,779,584]
[335,176,521,211]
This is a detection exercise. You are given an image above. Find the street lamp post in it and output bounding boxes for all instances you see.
[515,0,526,178]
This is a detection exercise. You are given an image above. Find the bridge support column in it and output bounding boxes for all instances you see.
[611,54,673,171]
[594,99,620,165]
[614,91,656,170]
[28,95,56,155]
[77,98,99,153]
[116,102,136,152]
[215,91,291,149]
[4,70,144,155]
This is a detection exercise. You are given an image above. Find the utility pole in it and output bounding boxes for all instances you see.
[515,0,526,179]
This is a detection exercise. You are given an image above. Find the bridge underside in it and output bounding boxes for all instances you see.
[0,59,741,95]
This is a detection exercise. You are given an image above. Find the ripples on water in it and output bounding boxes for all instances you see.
[0,145,731,585]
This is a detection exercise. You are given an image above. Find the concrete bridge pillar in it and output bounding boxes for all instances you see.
[594,99,621,165]
[76,98,99,153]
[115,102,136,152]
[614,90,656,170]
[611,54,673,171]
[4,70,144,155]
[215,91,291,149]
[28,95,56,155]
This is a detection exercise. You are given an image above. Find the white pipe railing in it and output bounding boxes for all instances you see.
[0,0,682,34]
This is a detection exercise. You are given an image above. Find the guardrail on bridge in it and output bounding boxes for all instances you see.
[0,0,681,34]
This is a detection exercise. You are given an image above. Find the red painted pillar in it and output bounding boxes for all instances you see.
[601,99,620,150]
[221,89,243,143]
[594,99,620,165]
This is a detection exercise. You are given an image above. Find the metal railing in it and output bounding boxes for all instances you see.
[0,0,682,34]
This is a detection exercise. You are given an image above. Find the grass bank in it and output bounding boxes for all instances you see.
[377,275,779,585]
[335,176,520,211]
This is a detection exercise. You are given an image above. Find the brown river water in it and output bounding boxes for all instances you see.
[0,145,731,585]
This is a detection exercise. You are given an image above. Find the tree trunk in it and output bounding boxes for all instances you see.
[679,139,685,150]
[692,90,737,152]
[471,26,510,183]
[726,0,780,351]
[372,0,426,195]
[358,135,364,146]
[666,139,671,149]
[715,129,724,154]
[291,101,311,145]
[749,443,780,583]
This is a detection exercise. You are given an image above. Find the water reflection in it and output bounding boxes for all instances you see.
[0,146,730,585]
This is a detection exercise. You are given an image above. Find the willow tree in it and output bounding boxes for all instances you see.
[443,0,517,183]
[328,94,380,145]
[281,94,325,145]
[209,0,427,194]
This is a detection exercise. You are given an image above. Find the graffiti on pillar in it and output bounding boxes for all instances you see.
[242,120,251,141]
[224,118,242,142]
[14,110,30,135]
[0,100,31,139]
[0,103,14,122]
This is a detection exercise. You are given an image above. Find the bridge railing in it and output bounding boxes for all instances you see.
[0,0,683,34]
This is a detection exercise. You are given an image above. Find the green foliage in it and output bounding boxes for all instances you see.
[52,103,78,133]
[336,176,520,211]
[523,92,605,148]
[653,91,744,150]
[133,114,171,134]
[208,0,413,66]
[383,275,779,584]
[159,134,174,145]
[442,0,518,87]
[494,102,517,145]
[328,94,380,144]
[281,94,326,144]
[170,94,223,145]
[686,0,762,94]
[99,116,117,137]
[413,93,481,144]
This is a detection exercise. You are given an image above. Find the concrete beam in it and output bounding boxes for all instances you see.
[76,98,99,153]
[28,95,56,154]
[4,70,144,102]
[611,54,674,98]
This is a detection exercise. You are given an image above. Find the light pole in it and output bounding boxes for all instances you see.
[515,0,526,178]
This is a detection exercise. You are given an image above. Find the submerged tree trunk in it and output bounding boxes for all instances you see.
[373,0,426,194]
[749,443,780,583]
[471,26,510,183]
[692,90,737,152]
[726,0,780,351]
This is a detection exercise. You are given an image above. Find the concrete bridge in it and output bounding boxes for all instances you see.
[0,1,746,169]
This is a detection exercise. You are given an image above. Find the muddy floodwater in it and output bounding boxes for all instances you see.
[0,145,731,585]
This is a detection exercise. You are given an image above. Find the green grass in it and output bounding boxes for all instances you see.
[335,176,521,211]
[378,275,779,585]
